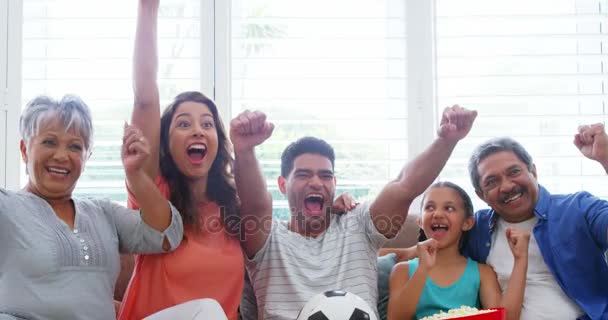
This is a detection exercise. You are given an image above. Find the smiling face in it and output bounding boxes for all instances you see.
[279,153,336,232]
[475,151,539,223]
[21,120,88,200]
[168,101,219,179]
[420,187,474,249]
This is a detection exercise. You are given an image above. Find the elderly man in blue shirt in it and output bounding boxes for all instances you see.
[464,123,608,320]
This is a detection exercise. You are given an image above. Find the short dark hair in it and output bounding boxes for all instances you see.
[468,137,534,192]
[280,137,335,177]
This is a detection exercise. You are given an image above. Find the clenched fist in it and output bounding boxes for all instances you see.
[437,105,477,142]
[416,239,439,271]
[506,227,531,261]
[230,110,274,153]
[574,123,608,170]
[122,123,150,175]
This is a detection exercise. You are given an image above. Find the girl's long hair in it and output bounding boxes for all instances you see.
[159,91,240,236]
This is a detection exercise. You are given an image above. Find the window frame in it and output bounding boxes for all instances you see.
[405,0,438,208]
[0,0,7,189]
[3,0,22,190]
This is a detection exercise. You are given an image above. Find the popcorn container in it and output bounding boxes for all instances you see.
[446,308,506,320]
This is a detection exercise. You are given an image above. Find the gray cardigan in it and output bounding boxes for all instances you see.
[0,188,183,320]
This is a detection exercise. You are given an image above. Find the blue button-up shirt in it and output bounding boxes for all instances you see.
[463,185,608,320]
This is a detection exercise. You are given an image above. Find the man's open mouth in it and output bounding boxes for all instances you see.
[304,194,325,215]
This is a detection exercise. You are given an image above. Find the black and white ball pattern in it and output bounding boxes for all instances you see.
[297,290,377,320]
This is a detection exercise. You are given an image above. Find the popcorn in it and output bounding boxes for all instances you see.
[420,306,496,320]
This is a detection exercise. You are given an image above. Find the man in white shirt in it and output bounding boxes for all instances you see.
[231,106,477,320]
[465,124,608,319]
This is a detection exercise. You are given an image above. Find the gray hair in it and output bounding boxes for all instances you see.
[19,94,94,151]
[468,137,534,192]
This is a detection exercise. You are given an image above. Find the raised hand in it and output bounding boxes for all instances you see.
[416,239,438,271]
[574,123,608,168]
[331,192,360,214]
[437,105,478,142]
[506,227,530,261]
[122,123,150,175]
[230,110,275,153]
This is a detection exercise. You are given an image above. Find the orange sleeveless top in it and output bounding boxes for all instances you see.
[117,177,244,320]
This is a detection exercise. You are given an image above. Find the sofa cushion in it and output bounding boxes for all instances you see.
[377,253,397,320]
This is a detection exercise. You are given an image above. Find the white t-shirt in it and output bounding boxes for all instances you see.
[245,201,389,320]
[486,217,584,320]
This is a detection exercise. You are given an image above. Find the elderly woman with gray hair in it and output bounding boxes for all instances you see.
[0,95,183,320]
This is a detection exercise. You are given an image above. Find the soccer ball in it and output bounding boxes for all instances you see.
[296,290,378,320]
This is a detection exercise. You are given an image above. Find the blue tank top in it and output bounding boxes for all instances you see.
[407,257,481,319]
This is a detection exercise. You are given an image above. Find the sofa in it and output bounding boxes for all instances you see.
[377,213,420,320]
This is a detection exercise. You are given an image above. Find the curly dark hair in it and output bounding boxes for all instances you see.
[159,91,239,236]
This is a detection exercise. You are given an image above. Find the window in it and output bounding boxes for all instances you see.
[436,0,608,208]
[20,0,202,202]
[7,0,607,214]
[230,0,408,218]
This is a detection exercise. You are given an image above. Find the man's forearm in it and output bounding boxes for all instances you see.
[397,137,458,199]
[370,138,458,237]
[234,148,272,217]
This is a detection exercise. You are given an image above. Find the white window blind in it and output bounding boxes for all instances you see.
[21,0,202,202]
[16,0,606,215]
[436,0,608,209]
[230,0,408,218]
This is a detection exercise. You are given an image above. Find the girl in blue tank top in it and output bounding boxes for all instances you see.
[387,181,529,320]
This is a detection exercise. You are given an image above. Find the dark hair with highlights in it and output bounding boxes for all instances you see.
[159,91,239,235]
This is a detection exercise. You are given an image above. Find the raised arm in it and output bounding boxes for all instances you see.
[132,0,161,179]
[230,110,275,258]
[122,124,173,250]
[387,239,437,320]
[115,0,162,304]
[479,228,529,320]
[370,106,477,237]
[574,123,608,249]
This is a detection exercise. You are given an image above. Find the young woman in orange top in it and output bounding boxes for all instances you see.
[116,1,244,319]
[114,2,360,318]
